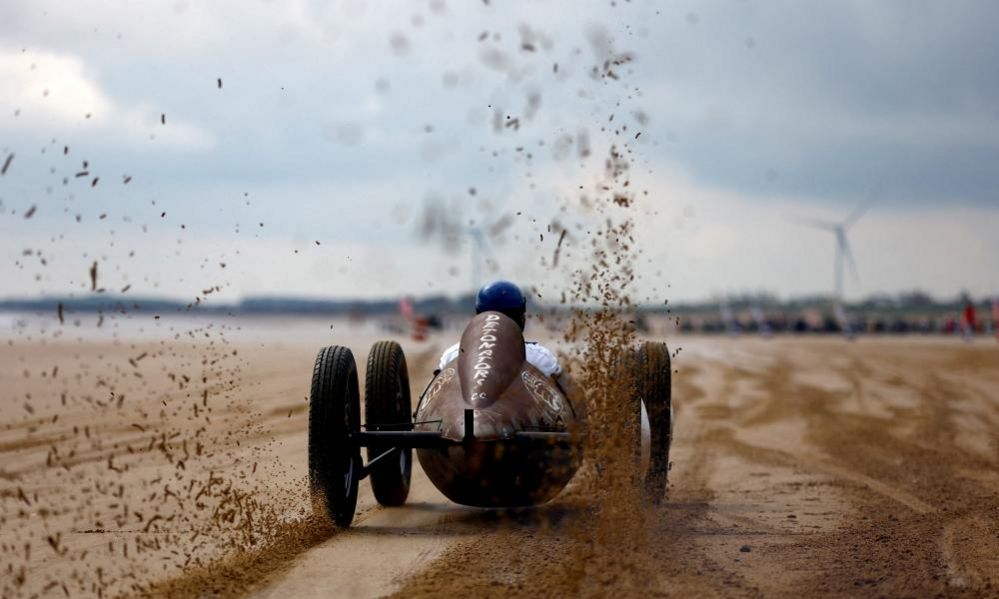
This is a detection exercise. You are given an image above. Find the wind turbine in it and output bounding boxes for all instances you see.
[795,197,876,300]
[794,196,876,337]
[465,214,513,290]
[418,199,513,291]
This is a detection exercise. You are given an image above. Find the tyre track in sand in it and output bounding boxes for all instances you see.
[778,340,999,596]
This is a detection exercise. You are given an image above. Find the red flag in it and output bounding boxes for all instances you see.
[992,297,999,342]
[398,296,414,321]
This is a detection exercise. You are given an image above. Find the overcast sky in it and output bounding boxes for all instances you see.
[1,0,997,304]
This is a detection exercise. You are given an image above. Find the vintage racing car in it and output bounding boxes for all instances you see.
[307,311,673,527]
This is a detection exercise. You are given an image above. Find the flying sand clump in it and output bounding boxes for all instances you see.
[0,311,315,598]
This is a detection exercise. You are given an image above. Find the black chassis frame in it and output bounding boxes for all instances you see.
[353,407,574,480]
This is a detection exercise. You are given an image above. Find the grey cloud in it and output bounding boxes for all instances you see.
[633,1,999,204]
[2,0,998,300]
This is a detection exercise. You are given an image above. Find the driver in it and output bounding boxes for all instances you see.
[438,280,561,378]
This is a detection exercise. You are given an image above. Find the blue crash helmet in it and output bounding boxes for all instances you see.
[475,280,527,330]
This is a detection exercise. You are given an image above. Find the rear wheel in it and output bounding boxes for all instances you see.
[364,341,413,506]
[632,341,672,503]
[309,346,360,528]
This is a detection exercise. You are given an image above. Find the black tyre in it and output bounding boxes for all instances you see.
[364,341,413,506]
[634,341,672,503]
[309,346,361,528]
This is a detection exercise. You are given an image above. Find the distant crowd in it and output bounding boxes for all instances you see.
[668,297,999,339]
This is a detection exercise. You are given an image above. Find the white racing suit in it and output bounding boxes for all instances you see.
[437,341,562,377]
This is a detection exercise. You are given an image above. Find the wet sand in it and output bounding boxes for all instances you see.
[2,320,998,597]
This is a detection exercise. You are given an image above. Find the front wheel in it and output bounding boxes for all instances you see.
[309,346,361,528]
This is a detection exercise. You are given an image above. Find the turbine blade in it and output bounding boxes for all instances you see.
[844,195,878,227]
[790,216,839,231]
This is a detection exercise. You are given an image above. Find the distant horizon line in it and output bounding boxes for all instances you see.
[0,288,993,315]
